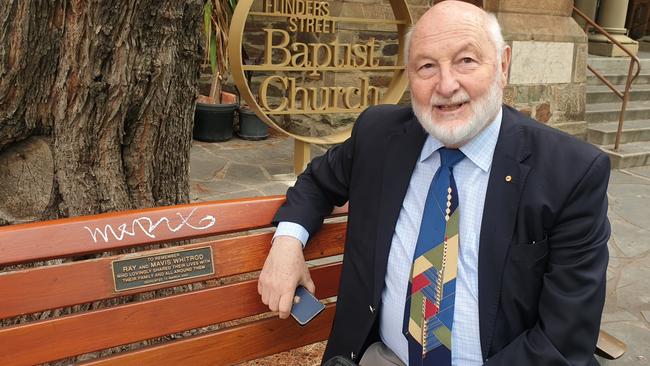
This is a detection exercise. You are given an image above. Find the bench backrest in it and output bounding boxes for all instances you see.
[0,196,347,366]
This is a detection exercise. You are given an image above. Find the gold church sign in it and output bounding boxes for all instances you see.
[229,0,411,169]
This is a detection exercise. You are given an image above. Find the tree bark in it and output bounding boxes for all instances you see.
[0,0,203,224]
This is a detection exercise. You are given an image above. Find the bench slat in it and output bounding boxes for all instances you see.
[0,197,284,265]
[0,222,346,320]
[81,304,336,366]
[0,197,347,266]
[0,263,341,366]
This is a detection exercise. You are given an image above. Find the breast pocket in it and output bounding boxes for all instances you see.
[509,235,549,263]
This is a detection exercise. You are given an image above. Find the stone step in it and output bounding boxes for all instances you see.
[587,120,650,145]
[586,100,650,123]
[587,55,650,74]
[586,84,650,104]
[600,141,650,169]
[587,72,650,86]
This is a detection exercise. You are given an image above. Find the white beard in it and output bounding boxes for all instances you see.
[412,74,503,146]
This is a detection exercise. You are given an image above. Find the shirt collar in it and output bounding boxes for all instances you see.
[419,107,502,173]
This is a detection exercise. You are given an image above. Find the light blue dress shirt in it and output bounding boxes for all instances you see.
[275,109,503,365]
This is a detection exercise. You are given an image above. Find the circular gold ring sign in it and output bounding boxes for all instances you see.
[229,0,411,144]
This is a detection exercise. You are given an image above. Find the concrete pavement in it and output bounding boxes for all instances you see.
[190,135,650,365]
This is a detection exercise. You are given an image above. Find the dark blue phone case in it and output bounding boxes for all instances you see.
[291,285,326,326]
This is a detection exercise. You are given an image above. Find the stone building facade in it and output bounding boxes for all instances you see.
[493,0,589,138]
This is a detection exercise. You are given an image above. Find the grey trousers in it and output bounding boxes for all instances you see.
[359,342,406,366]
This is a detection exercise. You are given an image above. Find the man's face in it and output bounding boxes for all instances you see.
[407,4,509,147]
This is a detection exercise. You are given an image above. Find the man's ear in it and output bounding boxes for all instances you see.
[500,45,512,87]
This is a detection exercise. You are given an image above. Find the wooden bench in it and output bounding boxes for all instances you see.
[0,196,347,366]
[0,195,624,365]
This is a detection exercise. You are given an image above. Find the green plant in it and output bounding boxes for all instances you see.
[203,0,237,102]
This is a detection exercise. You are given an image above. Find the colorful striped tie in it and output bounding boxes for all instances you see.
[403,148,465,365]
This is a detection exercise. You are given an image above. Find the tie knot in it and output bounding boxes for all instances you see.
[439,148,465,168]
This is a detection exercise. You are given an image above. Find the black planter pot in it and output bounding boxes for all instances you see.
[193,102,237,142]
[238,108,270,141]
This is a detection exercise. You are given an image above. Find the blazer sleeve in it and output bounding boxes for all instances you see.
[486,152,611,365]
[271,109,366,237]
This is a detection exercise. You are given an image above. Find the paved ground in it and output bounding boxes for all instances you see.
[190,135,325,202]
[190,135,650,365]
[600,167,650,365]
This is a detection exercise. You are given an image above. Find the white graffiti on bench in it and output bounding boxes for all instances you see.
[84,208,217,243]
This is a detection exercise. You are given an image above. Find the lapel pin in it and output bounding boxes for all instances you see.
[505,175,512,182]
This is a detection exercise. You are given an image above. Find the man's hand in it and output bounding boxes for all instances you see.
[258,235,316,319]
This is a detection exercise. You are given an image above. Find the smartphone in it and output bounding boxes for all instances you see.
[290,285,325,326]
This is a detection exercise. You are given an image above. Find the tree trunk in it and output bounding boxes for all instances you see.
[0,0,203,224]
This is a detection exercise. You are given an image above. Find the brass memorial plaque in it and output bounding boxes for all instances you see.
[111,247,215,292]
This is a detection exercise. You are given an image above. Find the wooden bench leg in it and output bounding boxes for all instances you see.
[596,329,626,359]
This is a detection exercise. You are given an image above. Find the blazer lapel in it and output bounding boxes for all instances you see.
[372,116,427,303]
[478,107,532,358]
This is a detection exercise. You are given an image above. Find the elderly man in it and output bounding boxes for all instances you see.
[258,1,610,365]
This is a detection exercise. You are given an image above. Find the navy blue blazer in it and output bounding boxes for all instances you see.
[273,104,610,365]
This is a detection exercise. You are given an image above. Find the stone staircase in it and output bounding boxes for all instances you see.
[586,54,650,168]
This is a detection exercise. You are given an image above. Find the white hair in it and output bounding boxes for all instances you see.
[403,10,506,66]
[485,12,505,64]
